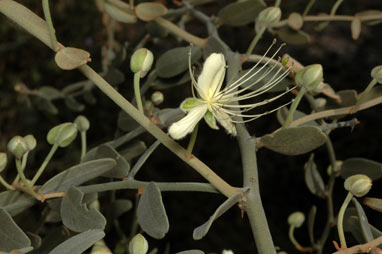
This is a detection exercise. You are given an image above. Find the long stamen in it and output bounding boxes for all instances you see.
[188,46,200,99]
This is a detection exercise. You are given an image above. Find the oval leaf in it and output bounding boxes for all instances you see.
[135,2,168,21]
[104,2,137,23]
[218,0,266,27]
[137,182,169,239]
[193,191,244,240]
[61,187,106,232]
[277,27,310,45]
[156,47,202,78]
[48,229,104,254]
[324,90,357,120]
[0,209,31,252]
[40,158,116,193]
[82,144,130,178]
[340,158,382,181]
[351,17,362,40]
[260,126,327,156]
[38,86,63,100]
[304,154,325,197]
[55,47,90,70]
[352,198,373,243]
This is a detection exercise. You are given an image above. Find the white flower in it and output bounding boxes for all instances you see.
[168,43,292,140]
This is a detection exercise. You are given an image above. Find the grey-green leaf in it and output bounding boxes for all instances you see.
[260,126,327,155]
[324,90,357,120]
[38,86,63,100]
[61,187,106,232]
[175,250,205,254]
[352,198,373,243]
[277,27,310,45]
[340,157,382,181]
[364,197,382,213]
[304,154,325,197]
[0,209,31,252]
[0,191,36,217]
[137,182,169,239]
[40,158,116,193]
[193,191,243,240]
[218,0,265,27]
[82,144,130,178]
[307,205,317,246]
[156,47,201,78]
[47,229,104,254]
[111,199,133,219]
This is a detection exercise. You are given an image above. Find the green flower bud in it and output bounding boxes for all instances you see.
[256,7,282,28]
[91,239,112,254]
[151,91,164,105]
[7,136,29,159]
[47,123,78,148]
[24,134,37,151]
[287,211,305,228]
[371,65,382,84]
[0,152,7,172]
[327,160,343,176]
[295,64,323,91]
[344,174,372,197]
[129,234,148,254]
[74,115,90,132]
[130,48,154,78]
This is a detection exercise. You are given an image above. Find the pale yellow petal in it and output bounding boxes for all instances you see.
[168,105,208,140]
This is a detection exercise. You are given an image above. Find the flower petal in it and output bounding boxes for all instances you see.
[213,110,237,136]
[168,105,208,140]
[197,53,226,100]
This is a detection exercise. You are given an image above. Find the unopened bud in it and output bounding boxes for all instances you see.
[74,115,90,132]
[47,123,78,148]
[295,64,323,91]
[256,7,281,28]
[371,65,382,84]
[287,211,305,228]
[130,48,154,77]
[344,174,372,197]
[314,98,327,110]
[24,134,37,151]
[7,136,29,159]
[151,91,164,105]
[91,240,112,254]
[129,234,148,254]
[327,160,343,175]
[0,152,7,172]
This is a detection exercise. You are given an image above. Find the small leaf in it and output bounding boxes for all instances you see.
[104,2,137,23]
[47,229,104,254]
[352,198,373,243]
[121,141,147,161]
[156,47,202,78]
[0,191,35,217]
[277,27,310,45]
[356,10,382,26]
[153,71,191,90]
[135,2,168,21]
[260,126,327,156]
[175,251,205,254]
[307,205,317,245]
[137,182,169,239]
[324,90,357,120]
[61,187,106,232]
[65,96,85,112]
[34,97,59,115]
[55,47,90,70]
[40,158,116,193]
[304,154,325,197]
[217,0,266,27]
[203,36,228,59]
[364,197,382,213]
[110,199,133,219]
[82,144,130,178]
[340,158,382,181]
[351,17,362,40]
[118,111,140,132]
[38,86,63,100]
[0,209,31,252]
[193,191,244,240]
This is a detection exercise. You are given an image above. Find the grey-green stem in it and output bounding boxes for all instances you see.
[337,192,353,248]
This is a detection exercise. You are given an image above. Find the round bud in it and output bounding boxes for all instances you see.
[74,115,90,132]
[0,152,7,173]
[130,48,154,77]
[151,91,164,105]
[295,64,323,91]
[327,160,343,176]
[47,123,78,148]
[314,98,327,111]
[24,134,37,151]
[129,234,148,254]
[344,174,372,197]
[91,240,112,254]
[371,65,382,84]
[287,211,305,228]
[287,12,303,30]
[7,136,29,159]
[256,7,282,28]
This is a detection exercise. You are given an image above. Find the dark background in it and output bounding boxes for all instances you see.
[1,0,381,253]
